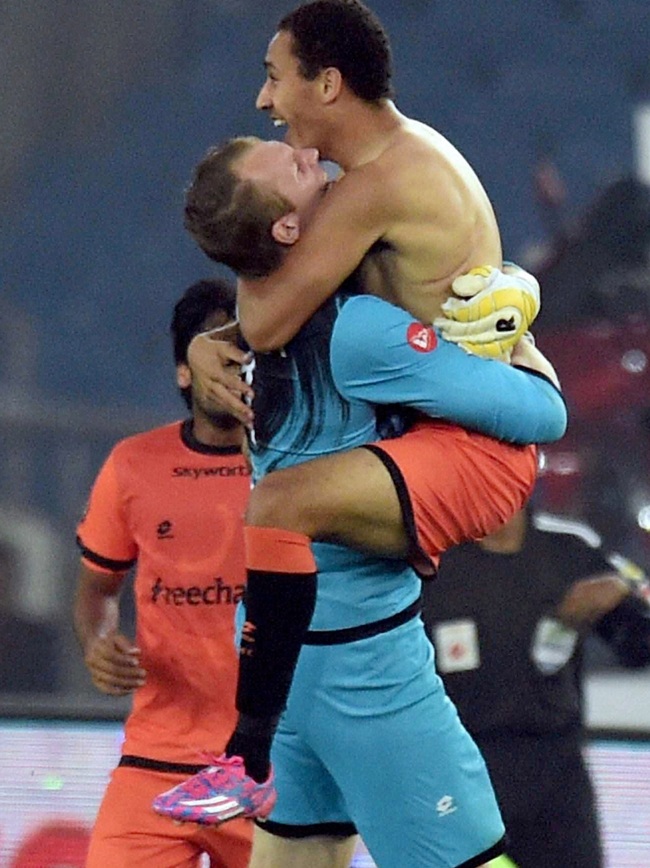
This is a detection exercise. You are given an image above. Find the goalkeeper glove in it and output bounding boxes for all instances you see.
[434,264,540,361]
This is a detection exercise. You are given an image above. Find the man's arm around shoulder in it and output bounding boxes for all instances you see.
[238,163,390,351]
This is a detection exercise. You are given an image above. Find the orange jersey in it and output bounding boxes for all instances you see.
[77,420,251,764]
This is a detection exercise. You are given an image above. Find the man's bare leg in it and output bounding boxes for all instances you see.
[250,827,492,868]
[249,827,359,868]
[246,446,407,554]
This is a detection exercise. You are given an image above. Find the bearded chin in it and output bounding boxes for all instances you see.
[206,410,241,431]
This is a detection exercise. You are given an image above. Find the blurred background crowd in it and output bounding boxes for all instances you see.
[2,2,650,865]
[1,0,649,751]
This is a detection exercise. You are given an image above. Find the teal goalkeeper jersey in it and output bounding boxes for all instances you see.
[246,291,567,629]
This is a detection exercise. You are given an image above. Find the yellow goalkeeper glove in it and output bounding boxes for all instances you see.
[487,856,520,868]
[434,264,540,361]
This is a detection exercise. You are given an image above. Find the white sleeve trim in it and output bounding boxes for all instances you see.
[532,511,602,548]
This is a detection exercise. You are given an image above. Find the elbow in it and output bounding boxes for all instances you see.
[238,298,297,351]
[536,408,568,444]
[237,284,294,352]
[533,384,569,444]
[239,321,287,353]
[549,392,569,441]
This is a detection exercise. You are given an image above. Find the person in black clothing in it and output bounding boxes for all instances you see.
[0,539,59,693]
[534,175,650,330]
[423,505,650,868]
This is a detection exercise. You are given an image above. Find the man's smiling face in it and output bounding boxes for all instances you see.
[255,30,327,150]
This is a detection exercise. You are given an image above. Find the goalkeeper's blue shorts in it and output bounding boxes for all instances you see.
[263,613,507,867]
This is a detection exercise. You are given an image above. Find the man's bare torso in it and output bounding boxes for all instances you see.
[353,117,502,324]
[234,107,504,351]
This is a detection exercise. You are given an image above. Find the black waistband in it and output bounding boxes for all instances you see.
[303,596,421,646]
[118,755,207,775]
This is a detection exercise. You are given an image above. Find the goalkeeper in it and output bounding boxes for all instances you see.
[156,122,567,849]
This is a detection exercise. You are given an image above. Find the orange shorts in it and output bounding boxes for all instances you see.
[365,419,537,576]
[87,765,252,868]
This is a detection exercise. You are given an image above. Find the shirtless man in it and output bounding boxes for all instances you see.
[236,0,536,354]
[155,4,559,865]
[154,139,564,868]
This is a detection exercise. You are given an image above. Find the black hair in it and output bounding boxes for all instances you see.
[170,279,237,409]
[583,176,650,263]
[279,0,394,101]
[184,137,293,278]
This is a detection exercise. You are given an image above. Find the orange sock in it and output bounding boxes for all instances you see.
[244,526,317,573]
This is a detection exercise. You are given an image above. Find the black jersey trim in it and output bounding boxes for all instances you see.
[76,537,136,572]
[180,418,243,455]
[360,443,436,579]
[254,819,357,839]
[456,835,507,868]
[303,596,421,645]
[512,366,567,408]
[119,754,207,775]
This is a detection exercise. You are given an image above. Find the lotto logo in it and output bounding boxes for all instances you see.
[436,795,457,817]
[157,520,174,539]
[240,620,257,657]
[406,323,437,353]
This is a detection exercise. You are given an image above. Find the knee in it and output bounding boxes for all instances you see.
[245,472,305,528]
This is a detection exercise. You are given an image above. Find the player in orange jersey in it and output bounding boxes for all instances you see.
[74,278,253,868]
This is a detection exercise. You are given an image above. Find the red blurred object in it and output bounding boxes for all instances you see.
[536,438,585,513]
[536,316,650,422]
[529,174,650,554]
[9,821,90,868]
[534,316,650,552]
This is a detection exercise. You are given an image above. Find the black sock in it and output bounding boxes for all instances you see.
[227,567,317,780]
[225,715,279,782]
